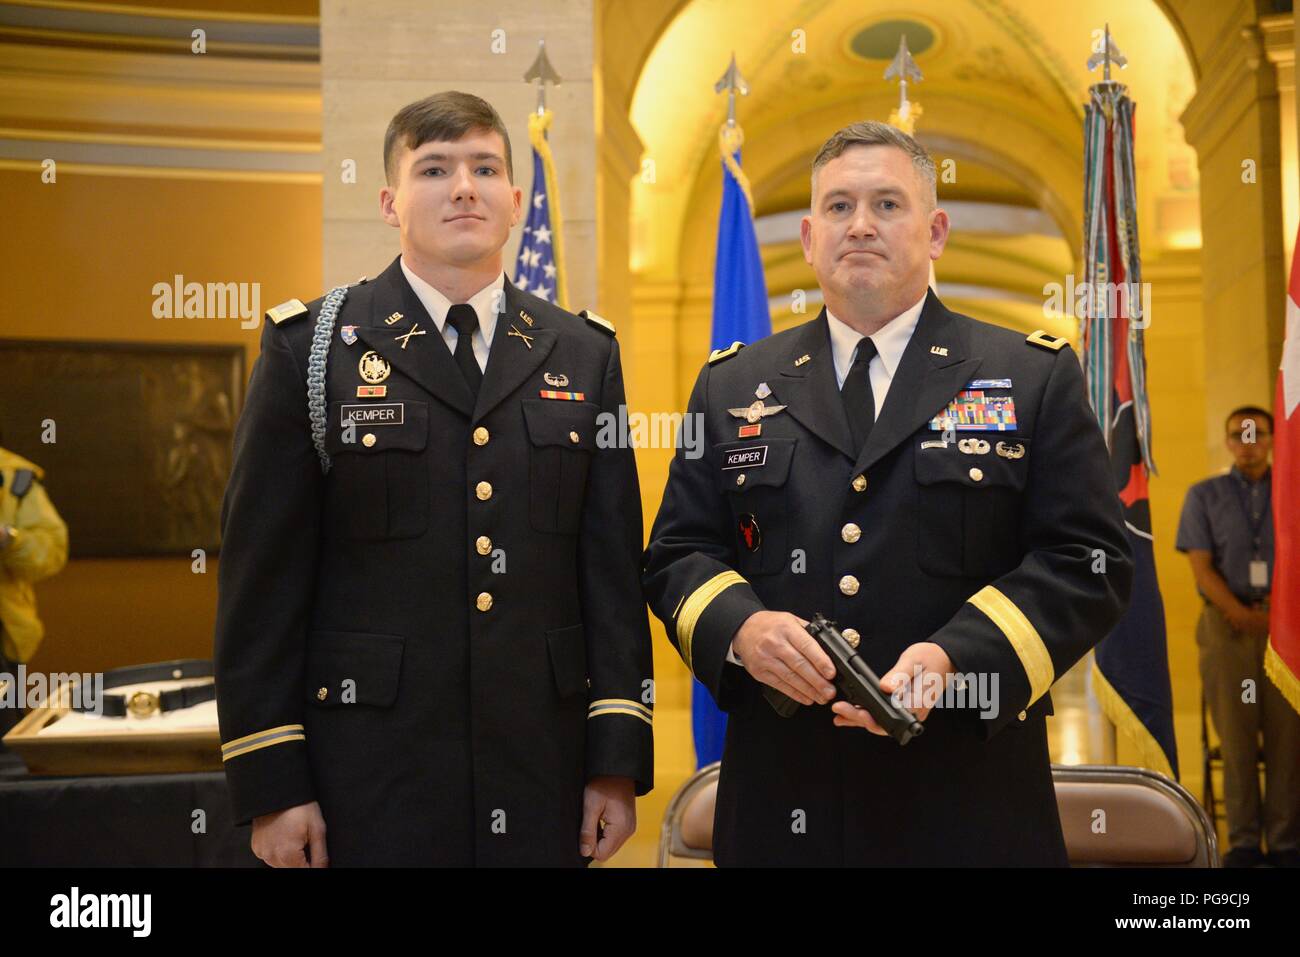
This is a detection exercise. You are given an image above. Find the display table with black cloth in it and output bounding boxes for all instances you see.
[0,755,258,866]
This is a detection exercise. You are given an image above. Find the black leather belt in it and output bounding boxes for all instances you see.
[75,659,216,718]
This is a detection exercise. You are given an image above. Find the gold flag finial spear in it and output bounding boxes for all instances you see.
[523,38,562,116]
[714,52,749,129]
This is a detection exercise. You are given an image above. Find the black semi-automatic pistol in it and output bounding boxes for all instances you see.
[763,613,925,746]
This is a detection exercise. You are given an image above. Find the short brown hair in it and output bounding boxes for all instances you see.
[811,120,936,208]
[383,91,513,185]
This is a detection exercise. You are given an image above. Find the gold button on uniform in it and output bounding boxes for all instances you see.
[473,426,490,446]
[475,481,493,501]
[842,627,861,649]
[475,536,492,555]
[569,431,580,444]
[317,687,328,701]
[851,474,867,492]
[969,467,984,482]
[476,592,493,612]
[841,523,861,543]
[362,433,376,448]
[736,473,746,486]
[1018,710,1027,721]
[839,575,860,596]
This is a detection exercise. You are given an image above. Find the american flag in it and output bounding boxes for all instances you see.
[514,145,560,304]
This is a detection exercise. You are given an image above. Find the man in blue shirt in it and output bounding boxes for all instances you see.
[1177,406,1299,867]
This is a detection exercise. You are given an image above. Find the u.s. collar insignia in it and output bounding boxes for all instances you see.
[385,311,403,326]
[544,372,569,388]
[794,354,811,367]
[727,400,787,424]
[519,309,534,328]
[358,350,391,384]
[930,345,949,357]
[340,325,358,345]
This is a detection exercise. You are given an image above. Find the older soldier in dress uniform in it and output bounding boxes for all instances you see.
[643,121,1133,866]
[215,91,653,867]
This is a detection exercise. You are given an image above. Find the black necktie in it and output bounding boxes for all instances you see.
[446,304,483,397]
[842,337,878,453]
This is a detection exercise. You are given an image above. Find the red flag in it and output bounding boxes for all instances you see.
[1268,225,1300,713]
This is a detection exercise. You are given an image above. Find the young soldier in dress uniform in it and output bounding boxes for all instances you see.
[215,92,653,867]
[643,121,1134,866]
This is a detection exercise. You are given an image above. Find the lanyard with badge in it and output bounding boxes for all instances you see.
[1235,477,1270,594]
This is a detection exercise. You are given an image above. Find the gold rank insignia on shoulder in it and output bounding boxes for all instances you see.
[709,341,745,365]
[580,309,616,336]
[266,299,308,326]
[1026,329,1068,352]
[794,354,811,367]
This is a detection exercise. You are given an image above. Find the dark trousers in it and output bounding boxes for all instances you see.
[1197,602,1300,852]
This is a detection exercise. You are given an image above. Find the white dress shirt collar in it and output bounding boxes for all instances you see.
[399,257,504,347]
[825,291,928,388]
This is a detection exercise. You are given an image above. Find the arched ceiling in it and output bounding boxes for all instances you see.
[628,0,1199,335]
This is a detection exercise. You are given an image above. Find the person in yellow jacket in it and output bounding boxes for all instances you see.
[0,446,68,669]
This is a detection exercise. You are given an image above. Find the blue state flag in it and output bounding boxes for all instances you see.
[693,145,771,767]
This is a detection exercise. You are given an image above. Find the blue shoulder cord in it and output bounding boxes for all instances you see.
[305,284,350,474]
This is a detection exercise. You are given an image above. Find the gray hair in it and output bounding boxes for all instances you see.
[811,120,937,209]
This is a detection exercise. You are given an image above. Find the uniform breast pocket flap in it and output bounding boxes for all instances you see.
[713,437,796,492]
[522,399,599,534]
[325,400,429,455]
[305,630,405,708]
[914,437,1030,491]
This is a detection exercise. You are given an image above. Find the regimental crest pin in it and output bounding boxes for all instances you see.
[755,382,771,399]
[340,325,358,345]
[358,350,391,384]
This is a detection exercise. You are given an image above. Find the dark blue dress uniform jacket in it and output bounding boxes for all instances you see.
[643,291,1133,866]
[215,256,653,866]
